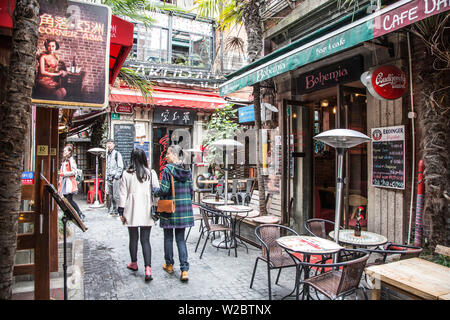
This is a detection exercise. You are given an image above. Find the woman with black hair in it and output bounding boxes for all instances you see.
[58,144,85,221]
[118,148,159,282]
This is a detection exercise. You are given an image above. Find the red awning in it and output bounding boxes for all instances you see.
[109,15,134,85]
[109,87,227,110]
[0,0,14,30]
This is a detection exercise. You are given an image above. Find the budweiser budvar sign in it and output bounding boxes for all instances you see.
[361,65,407,100]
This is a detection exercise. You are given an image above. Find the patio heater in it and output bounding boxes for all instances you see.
[87,147,106,208]
[313,129,371,244]
[211,139,243,205]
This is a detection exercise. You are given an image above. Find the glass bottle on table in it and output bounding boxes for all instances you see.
[354,207,364,237]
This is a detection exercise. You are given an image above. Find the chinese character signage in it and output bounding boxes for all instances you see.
[153,108,196,125]
[32,0,111,108]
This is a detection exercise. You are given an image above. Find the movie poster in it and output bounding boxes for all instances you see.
[31,0,111,108]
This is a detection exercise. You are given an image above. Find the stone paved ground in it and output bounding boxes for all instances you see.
[73,195,370,301]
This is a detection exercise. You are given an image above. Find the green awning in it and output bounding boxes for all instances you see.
[220,0,448,96]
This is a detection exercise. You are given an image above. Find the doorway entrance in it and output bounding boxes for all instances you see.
[286,83,368,233]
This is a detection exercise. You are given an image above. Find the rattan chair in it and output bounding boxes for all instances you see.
[299,248,370,300]
[250,224,300,300]
[195,205,235,259]
[304,218,343,239]
[185,202,204,241]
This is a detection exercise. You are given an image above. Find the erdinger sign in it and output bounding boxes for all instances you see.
[361,65,407,100]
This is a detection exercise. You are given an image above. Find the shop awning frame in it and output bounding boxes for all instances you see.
[219,0,449,96]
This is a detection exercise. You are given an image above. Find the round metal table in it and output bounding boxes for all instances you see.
[213,205,253,251]
[201,198,226,207]
[329,229,388,247]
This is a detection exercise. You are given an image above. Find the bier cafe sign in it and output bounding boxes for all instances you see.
[361,65,407,101]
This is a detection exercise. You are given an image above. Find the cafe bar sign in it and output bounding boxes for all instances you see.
[114,105,134,114]
[297,56,363,94]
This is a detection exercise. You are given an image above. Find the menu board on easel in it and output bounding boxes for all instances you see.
[371,125,405,189]
[113,123,135,168]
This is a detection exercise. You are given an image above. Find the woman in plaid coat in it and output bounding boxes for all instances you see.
[153,145,194,282]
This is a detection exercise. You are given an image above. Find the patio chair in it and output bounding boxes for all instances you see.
[193,174,213,202]
[304,218,343,240]
[215,179,225,199]
[227,179,239,204]
[185,202,204,241]
[250,224,300,300]
[195,205,234,259]
[237,179,254,205]
[300,248,370,300]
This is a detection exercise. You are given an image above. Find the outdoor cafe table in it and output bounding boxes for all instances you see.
[201,198,226,207]
[276,236,343,300]
[329,229,388,248]
[213,205,253,251]
[365,257,450,300]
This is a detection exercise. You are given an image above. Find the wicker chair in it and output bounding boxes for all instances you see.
[300,248,370,300]
[195,205,235,259]
[304,218,343,239]
[250,224,300,300]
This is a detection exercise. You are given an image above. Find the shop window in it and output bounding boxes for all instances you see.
[73,143,88,171]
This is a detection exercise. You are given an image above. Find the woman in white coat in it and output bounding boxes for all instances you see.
[118,148,159,281]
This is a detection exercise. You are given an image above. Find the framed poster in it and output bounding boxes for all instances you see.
[31,0,111,108]
[371,125,405,189]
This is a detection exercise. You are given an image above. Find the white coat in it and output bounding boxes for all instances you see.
[118,169,159,227]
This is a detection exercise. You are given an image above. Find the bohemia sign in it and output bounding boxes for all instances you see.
[361,65,407,100]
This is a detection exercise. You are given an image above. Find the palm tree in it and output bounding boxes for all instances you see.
[195,0,268,215]
[0,0,40,300]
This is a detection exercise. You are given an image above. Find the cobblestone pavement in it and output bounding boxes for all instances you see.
[74,196,299,301]
[73,196,370,301]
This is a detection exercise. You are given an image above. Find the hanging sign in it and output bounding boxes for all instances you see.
[153,108,196,125]
[31,0,111,108]
[114,105,133,114]
[22,172,35,185]
[371,125,405,189]
[361,65,407,100]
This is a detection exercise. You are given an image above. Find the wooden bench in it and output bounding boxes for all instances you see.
[435,245,450,258]
[239,190,281,225]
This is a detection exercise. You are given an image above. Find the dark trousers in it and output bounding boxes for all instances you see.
[128,227,152,267]
[163,228,189,271]
[64,193,83,217]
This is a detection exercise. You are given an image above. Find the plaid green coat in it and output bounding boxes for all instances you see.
[154,164,194,229]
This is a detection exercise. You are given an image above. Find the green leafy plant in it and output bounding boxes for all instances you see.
[201,103,241,171]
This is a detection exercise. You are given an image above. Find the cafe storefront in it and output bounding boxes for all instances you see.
[220,0,449,243]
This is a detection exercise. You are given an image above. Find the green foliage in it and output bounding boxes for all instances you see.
[201,103,241,166]
[433,255,450,268]
[117,67,154,101]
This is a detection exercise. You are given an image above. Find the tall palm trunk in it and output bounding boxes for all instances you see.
[0,0,40,299]
[242,0,266,215]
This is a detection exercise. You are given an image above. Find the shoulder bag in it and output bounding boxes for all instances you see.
[156,173,175,214]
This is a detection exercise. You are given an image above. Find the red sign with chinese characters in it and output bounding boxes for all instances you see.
[114,105,133,114]
[371,65,407,100]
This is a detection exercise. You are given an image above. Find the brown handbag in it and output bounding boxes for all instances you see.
[156,174,175,214]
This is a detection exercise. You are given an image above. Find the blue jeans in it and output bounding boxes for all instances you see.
[163,228,189,272]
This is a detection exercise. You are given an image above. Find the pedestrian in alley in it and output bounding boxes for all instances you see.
[153,145,194,282]
[58,144,85,221]
[118,148,160,282]
[106,138,124,217]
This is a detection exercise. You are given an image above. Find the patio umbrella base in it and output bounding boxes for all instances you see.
[90,201,104,208]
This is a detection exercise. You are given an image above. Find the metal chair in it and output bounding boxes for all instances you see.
[237,179,254,205]
[250,224,300,300]
[193,174,213,202]
[299,248,370,300]
[227,179,239,204]
[195,204,235,259]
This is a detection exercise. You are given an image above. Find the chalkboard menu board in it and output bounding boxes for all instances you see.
[114,124,135,168]
[371,125,405,189]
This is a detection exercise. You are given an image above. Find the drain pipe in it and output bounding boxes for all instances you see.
[407,31,416,245]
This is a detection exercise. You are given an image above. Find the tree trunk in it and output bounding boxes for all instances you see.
[242,0,266,215]
[0,0,40,300]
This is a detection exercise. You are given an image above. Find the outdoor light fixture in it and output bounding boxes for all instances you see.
[293,112,297,119]
[332,106,337,114]
[320,99,329,108]
[313,129,371,245]
[211,139,243,205]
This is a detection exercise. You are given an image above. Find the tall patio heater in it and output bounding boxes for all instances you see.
[87,147,106,208]
[313,129,371,244]
[211,139,243,205]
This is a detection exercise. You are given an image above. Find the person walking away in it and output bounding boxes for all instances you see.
[118,148,160,281]
[58,144,85,220]
[153,145,194,282]
[106,139,124,217]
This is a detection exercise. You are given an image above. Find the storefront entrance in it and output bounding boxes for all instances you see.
[287,82,368,233]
